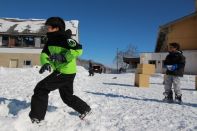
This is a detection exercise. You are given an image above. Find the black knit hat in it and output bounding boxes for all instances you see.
[45,17,65,31]
[169,42,180,50]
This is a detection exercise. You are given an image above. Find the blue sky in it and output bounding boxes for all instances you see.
[0,0,195,67]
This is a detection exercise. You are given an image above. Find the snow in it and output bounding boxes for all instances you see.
[0,18,79,34]
[0,48,42,54]
[0,66,197,131]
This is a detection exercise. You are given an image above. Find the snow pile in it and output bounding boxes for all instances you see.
[75,66,90,90]
[0,67,197,131]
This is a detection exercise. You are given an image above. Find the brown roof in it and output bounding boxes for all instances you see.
[123,57,140,64]
[160,12,197,28]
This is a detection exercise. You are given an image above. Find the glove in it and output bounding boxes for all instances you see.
[39,63,51,74]
[49,54,66,63]
[166,64,178,71]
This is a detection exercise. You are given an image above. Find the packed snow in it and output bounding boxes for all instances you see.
[0,66,196,131]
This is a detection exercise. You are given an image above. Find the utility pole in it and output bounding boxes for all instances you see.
[195,0,197,12]
[117,48,119,73]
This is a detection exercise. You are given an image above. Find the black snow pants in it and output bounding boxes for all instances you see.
[29,71,90,120]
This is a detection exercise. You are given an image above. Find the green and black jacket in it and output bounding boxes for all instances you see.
[40,31,82,74]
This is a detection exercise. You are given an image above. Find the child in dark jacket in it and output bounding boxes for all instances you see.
[29,17,91,123]
[88,60,94,76]
[163,42,185,104]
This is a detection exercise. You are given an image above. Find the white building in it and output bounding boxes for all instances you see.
[140,51,197,75]
[141,2,197,75]
[0,18,79,68]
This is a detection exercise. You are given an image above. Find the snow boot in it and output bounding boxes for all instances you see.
[175,94,182,104]
[163,91,173,103]
[31,118,41,124]
[79,107,91,120]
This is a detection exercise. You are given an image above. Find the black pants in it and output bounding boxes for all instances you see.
[89,69,94,76]
[29,71,90,120]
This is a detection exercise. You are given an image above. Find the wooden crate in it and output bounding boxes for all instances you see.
[136,67,155,75]
[137,64,155,69]
[136,64,155,75]
[134,73,150,88]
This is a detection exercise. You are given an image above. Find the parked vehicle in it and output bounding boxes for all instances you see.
[93,65,102,74]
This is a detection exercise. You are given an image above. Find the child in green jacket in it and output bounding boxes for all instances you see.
[29,17,91,123]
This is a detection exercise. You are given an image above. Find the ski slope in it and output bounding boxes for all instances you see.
[0,66,196,131]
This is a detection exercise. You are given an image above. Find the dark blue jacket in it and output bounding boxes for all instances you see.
[164,51,185,77]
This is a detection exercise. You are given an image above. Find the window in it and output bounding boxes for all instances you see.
[148,60,156,68]
[24,60,32,66]
[15,36,23,47]
[149,60,156,65]
[40,36,47,48]
[2,36,9,46]
[23,36,35,47]
[162,60,166,68]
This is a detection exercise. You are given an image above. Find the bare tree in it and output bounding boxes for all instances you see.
[124,44,138,57]
[113,44,138,69]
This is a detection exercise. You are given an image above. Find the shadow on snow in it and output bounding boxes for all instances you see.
[103,82,134,87]
[68,111,79,116]
[0,97,57,116]
[85,91,197,108]
[150,82,164,85]
[181,88,197,91]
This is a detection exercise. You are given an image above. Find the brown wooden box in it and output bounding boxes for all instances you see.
[136,64,155,75]
[136,67,155,75]
[134,73,150,87]
[137,64,155,69]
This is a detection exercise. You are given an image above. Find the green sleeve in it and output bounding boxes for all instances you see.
[40,52,56,70]
[40,52,50,65]
[64,49,83,62]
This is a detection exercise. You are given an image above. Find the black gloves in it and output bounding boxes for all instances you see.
[39,54,66,74]
[49,54,66,63]
[39,63,51,74]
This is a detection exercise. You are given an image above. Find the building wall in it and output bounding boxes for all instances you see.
[0,53,40,68]
[166,15,197,50]
[140,51,197,75]
[0,48,87,69]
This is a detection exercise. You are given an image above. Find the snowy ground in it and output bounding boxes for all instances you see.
[0,66,196,131]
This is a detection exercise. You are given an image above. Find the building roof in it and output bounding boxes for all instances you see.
[0,18,79,35]
[155,12,197,52]
[160,12,197,28]
[123,57,140,64]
